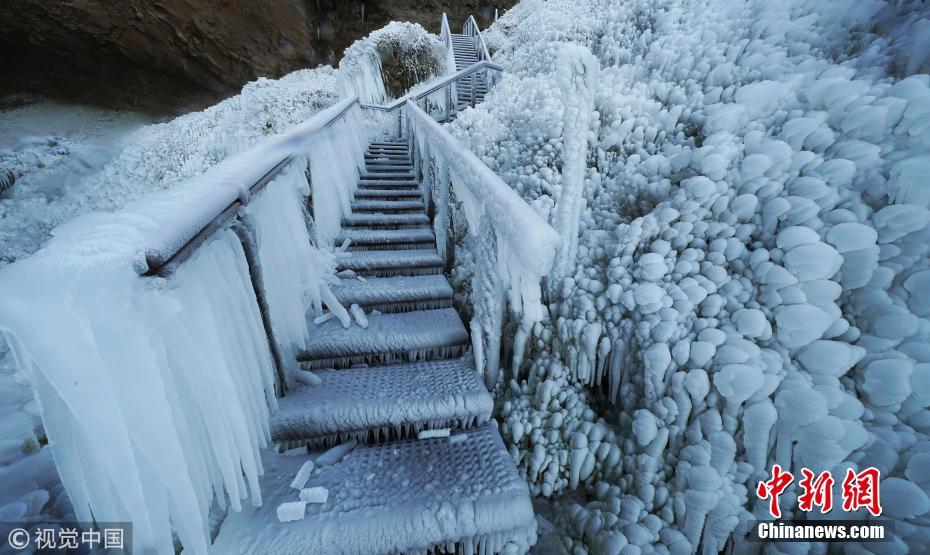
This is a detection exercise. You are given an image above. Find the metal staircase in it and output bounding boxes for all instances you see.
[214,139,539,552]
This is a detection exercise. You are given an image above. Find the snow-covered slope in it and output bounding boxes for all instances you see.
[338,22,445,105]
[0,68,338,266]
[448,0,930,551]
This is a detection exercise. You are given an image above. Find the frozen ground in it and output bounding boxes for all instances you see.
[447,0,930,552]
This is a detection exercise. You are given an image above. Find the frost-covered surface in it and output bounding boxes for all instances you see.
[212,423,537,554]
[0,100,147,203]
[448,0,930,551]
[271,357,492,443]
[0,69,338,266]
[339,22,445,104]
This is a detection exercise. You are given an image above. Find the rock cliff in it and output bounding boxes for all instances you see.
[0,0,513,113]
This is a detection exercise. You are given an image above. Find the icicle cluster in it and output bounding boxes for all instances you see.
[305,104,369,248]
[451,0,930,552]
[409,102,560,385]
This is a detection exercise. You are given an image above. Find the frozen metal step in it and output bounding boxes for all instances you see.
[357,180,419,190]
[342,212,429,228]
[298,307,467,369]
[365,162,413,173]
[359,172,416,181]
[354,188,422,199]
[212,423,537,555]
[337,228,435,252]
[337,248,443,277]
[349,199,425,213]
[331,274,452,312]
[271,357,492,446]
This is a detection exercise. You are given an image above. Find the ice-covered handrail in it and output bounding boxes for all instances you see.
[360,61,502,113]
[440,13,458,77]
[463,15,493,62]
[143,97,361,275]
[406,100,559,318]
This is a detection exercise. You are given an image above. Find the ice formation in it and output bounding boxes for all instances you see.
[447,0,930,551]
[408,102,560,387]
[338,22,445,105]
[0,94,369,553]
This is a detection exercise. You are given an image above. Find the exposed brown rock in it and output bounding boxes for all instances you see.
[0,0,515,114]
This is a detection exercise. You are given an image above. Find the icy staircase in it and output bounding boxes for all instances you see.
[214,140,537,554]
[451,34,488,108]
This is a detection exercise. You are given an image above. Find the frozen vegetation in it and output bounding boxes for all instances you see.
[444,0,930,552]
[338,22,445,105]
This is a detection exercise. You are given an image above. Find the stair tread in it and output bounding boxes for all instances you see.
[350,199,424,211]
[343,213,429,226]
[212,423,537,554]
[338,248,442,271]
[337,227,434,245]
[299,307,467,361]
[332,274,451,307]
[355,188,422,198]
[359,172,416,180]
[271,356,491,442]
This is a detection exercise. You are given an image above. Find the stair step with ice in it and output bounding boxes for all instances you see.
[359,172,416,181]
[350,199,425,213]
[354,188,421,199]
[357,180,419,190]
[271,357,492,446]
[299,307,467,369]
[364,165,413,173]
[337,248,443,277]
[331,274,452,312]
[342,212,429,229]
[337,228,435,252]
[213,423,537,555]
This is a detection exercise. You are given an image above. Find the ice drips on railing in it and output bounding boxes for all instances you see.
[408,102,560,385]
[0,229,276,555]
[0,98,368,553]
[305,104,369,248]
[241,161,345,389]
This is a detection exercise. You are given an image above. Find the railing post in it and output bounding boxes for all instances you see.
[231,219,287,397]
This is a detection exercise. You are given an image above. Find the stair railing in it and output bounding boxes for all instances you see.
[462,15,493,63]
[404,99,559,386]
[360,60,503,141]
[439,13,460,109]
[141,96,370,390]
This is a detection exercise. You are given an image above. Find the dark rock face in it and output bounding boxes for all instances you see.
[0,0,515,114]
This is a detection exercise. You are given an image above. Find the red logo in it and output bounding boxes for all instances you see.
[756,464,794,518]
[842,467,882,517]
[757,466,882,518]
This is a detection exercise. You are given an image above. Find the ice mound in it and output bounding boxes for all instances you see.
[452,0,930,551]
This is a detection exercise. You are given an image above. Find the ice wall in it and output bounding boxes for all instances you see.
[452,0,930,551]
